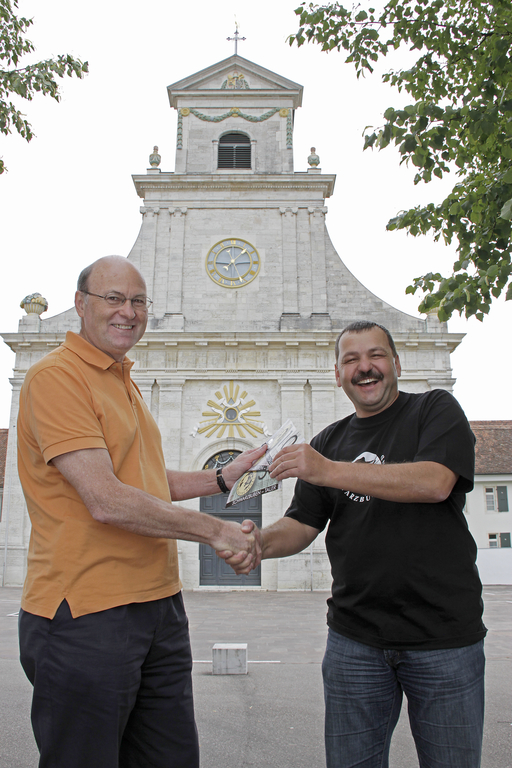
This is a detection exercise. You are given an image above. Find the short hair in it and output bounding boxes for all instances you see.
[77,262,95,293]
[335,321,397,359]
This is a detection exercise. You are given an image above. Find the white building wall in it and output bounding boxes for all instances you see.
[465,475,512,549]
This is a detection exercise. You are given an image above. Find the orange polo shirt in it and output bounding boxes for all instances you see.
[18,331,180,619]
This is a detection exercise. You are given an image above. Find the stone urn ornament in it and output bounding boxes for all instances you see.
[20,293,48,315]
[308,147,320,167]
[149,146,161,168]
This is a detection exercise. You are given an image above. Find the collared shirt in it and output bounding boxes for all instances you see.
[18,331,180,619]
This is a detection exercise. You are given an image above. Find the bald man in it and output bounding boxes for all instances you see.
[17,256,264,768]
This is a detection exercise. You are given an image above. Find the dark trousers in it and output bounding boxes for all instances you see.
[19,593,199,768]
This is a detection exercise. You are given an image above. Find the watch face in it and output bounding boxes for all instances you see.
[206,238,260,288]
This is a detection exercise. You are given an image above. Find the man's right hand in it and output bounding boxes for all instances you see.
[216,519,263,575]
[212,519,262,573]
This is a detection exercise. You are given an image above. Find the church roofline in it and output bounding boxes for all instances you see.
[167,54,303,109]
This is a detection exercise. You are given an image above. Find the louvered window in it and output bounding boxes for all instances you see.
[218,133,251,169]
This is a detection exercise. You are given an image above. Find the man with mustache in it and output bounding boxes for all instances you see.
[224,320,485,768]
[17,255,264,768]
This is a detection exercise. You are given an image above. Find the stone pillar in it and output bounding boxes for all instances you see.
[278,379,306,432]
[308,207,328,315]
[165,208,187,320]
[305,377,335,587]
[138,207,159,293]
[1,379,28,586]
[133,376,156,413]
[309,377,336,437]
[297,208,313,317]
[151,208,172,319]
[157,379,185,469]
[280,208,299,315]
[277,378,306,524]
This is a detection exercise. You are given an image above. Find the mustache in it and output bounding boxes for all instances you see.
[352,369,384,386]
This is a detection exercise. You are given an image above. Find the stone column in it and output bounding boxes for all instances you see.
[133,375,156,414]
[157,379,186,469]
[277,378,306,521]
[280,208,299,315]
[151,208,172,319]
[138,207,159,293]
[165,208,187,322]
[297,208,313,317]
[1,379,28,586]
[309,377,336,437]
[306,377,335,586]
[308,207,328,315]
[278,379,306,431]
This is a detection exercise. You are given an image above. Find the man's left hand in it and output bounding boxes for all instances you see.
[221,444,267,489]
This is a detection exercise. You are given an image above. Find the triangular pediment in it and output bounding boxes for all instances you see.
[167,55,303,108]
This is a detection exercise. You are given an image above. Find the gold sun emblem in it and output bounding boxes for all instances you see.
[193,381,270,439]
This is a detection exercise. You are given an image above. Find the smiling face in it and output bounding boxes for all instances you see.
[335,327,401,418]
[75,257,148,362]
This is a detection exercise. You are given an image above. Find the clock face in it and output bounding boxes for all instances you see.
[206,238,260,288]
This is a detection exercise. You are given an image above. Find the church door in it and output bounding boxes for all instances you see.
[199,451,262,586]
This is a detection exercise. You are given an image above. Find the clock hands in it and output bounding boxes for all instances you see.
[221,247,248,280]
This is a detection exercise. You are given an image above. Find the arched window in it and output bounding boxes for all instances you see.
[218,133,251,169]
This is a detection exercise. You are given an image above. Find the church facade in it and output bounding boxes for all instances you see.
[0,55,463,589]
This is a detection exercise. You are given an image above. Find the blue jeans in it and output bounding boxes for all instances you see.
[322,629,485,768]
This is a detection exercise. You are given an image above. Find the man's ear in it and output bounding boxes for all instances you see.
[395,355,402,378]
[334,363,342,388]
[75,290,85,318]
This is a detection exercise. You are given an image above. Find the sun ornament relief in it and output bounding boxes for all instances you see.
[191,381,271,438]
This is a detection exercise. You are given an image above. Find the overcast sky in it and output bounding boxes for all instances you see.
[0,0,510,427]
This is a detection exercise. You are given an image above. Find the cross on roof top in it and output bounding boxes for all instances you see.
[227,22,246,55]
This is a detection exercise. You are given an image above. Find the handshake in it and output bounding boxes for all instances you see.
[213,518,262,575]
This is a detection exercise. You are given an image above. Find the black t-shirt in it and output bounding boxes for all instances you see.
[285,390,486,650]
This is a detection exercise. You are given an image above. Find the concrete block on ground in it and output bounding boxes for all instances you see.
[212,643,248,675]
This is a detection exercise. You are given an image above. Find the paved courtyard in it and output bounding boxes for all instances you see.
[0,586,511,767]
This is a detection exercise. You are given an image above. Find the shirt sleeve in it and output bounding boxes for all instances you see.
[284,479,332,530]
[23,364,107,463]
[414,390,475,493]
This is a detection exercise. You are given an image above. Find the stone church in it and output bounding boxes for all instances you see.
[0,54,463,589]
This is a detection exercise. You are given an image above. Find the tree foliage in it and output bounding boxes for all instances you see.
[0,0,88,174]
[289,0,512,321]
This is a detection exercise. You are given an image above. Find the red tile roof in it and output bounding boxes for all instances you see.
[470,421,512,475]
[0,428,7,490]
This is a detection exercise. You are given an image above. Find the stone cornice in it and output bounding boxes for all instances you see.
[132,172,337,199]
[1,330,466,354]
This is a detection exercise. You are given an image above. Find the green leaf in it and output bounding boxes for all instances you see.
[500,198,512,221]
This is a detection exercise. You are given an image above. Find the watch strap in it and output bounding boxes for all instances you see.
[216,468,229,494]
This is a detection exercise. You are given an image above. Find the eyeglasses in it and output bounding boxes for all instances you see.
[81,291,153,311]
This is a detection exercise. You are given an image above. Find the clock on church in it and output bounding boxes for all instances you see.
[205,238,260,288]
